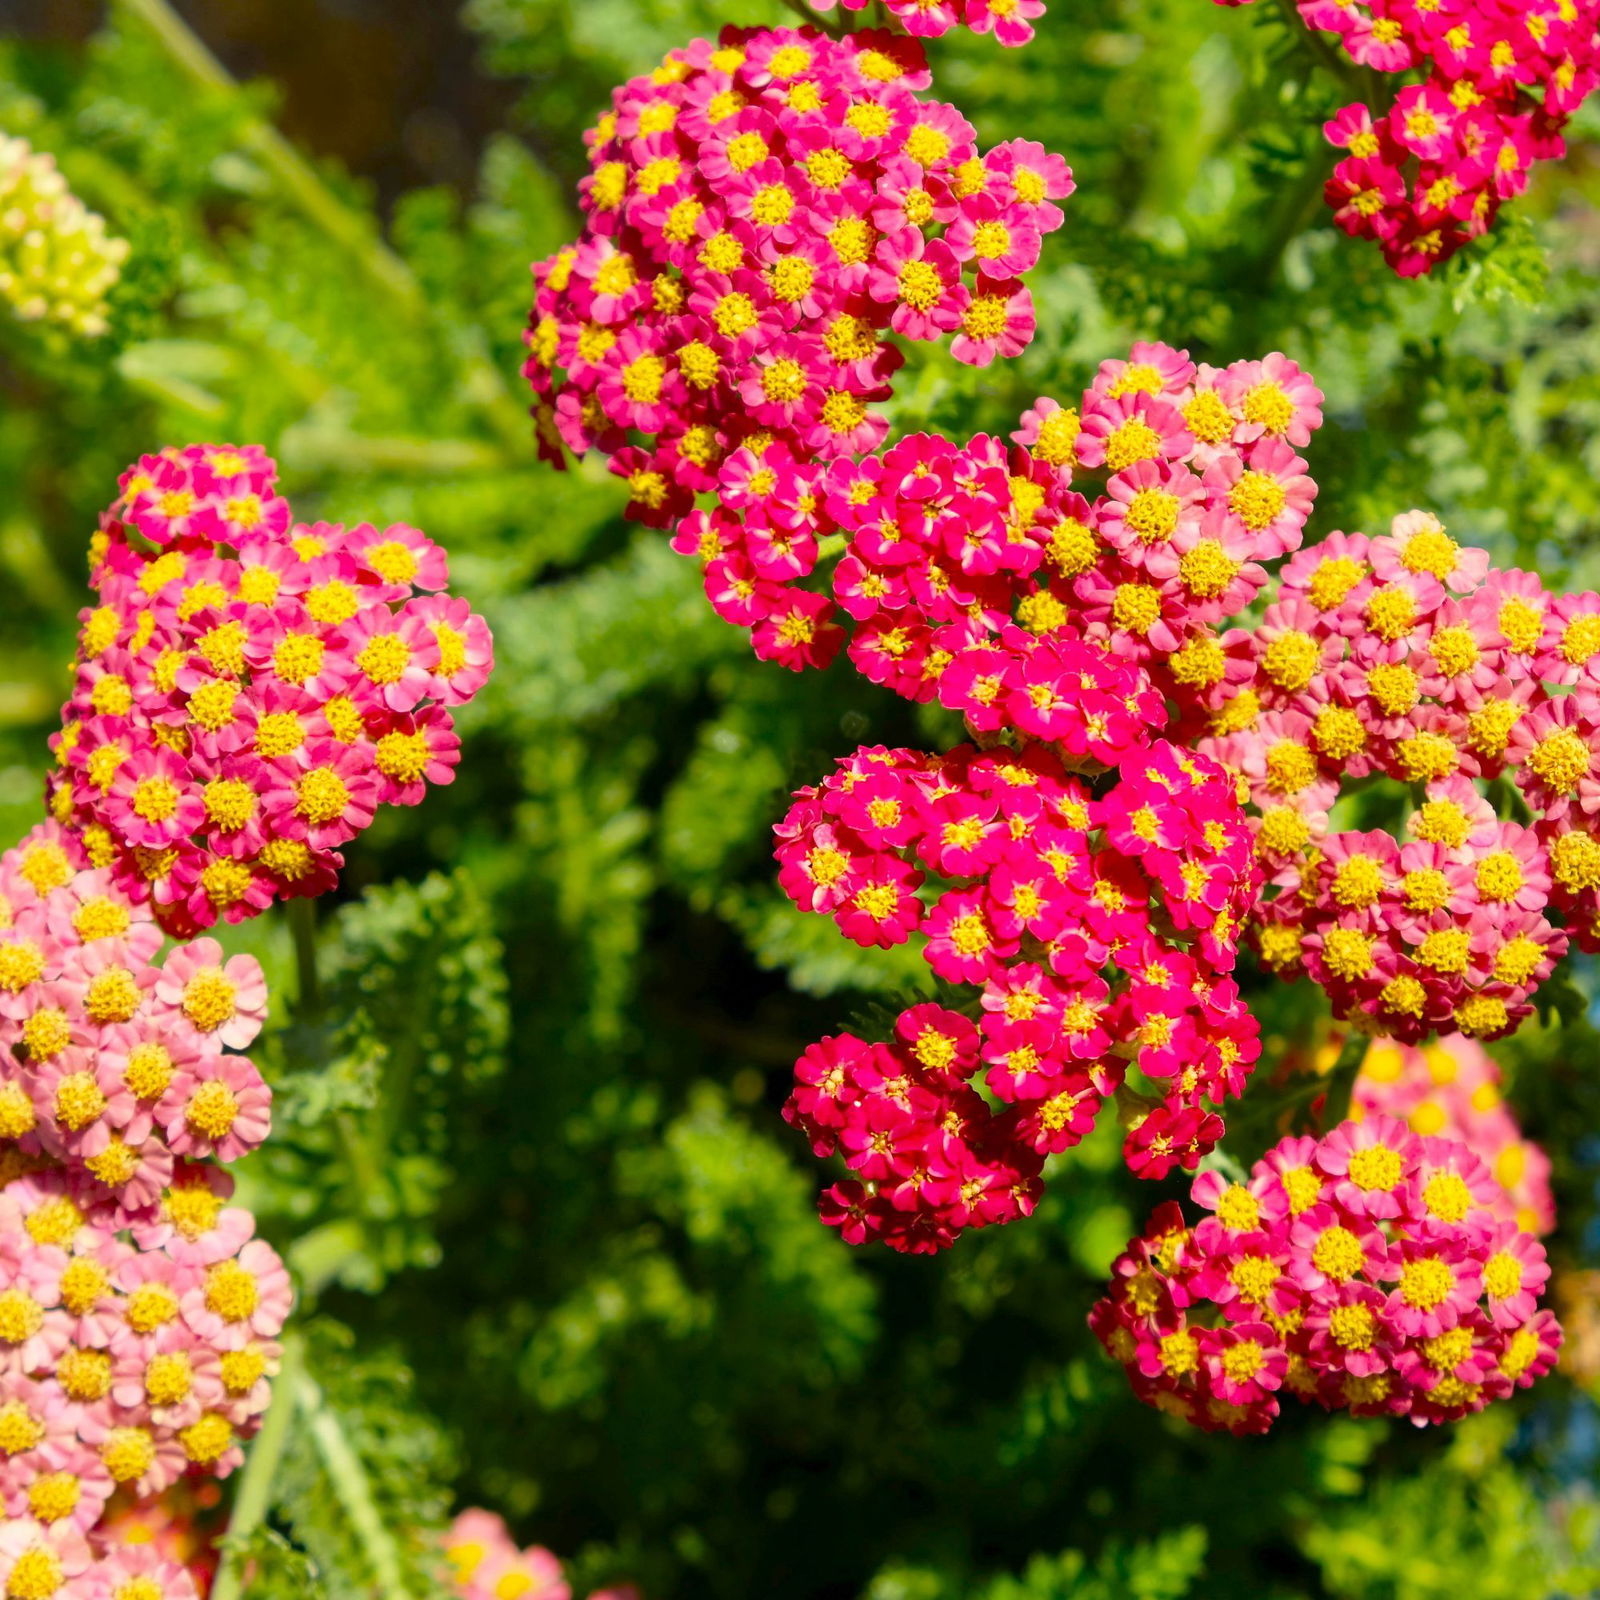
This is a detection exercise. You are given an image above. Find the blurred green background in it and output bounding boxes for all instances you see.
[5,2,1600,1595]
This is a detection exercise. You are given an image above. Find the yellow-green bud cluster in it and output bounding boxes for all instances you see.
[0,133,129,337]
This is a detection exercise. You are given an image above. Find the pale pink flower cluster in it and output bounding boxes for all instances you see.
[1191,514,1600,1043]
[1352,1033,1556,1236]
[444,1509,639,1600]
[0,1162,284,1580]
[1090,1118,1562,1435]
[49,444,491,939]
[525,25,1072,534]
[0,826,270,1204]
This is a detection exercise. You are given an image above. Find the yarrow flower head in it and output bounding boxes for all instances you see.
[0,134,130,337]
[675,342,1320,687]
[1221,0,1600,275]
[0,442,493,1591]
[778,736,1263,1251]
[1090,1119,1562,1434]
[525,25,1072,530]
[1195,512,1599,1046]
[802,0,1047,48]
[0,1163,288,1536]
[42,444,492,939]
[1351,1032,1556,1236]
[443,1508,641,1600]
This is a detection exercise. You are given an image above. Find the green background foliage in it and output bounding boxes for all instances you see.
[3,1,1600,1594]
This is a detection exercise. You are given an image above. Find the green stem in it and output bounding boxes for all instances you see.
[288,897,322,1020]
[301,1365,416,1600]
[210,1332,306,1600]
[112,0,531,457]
[114,0,419,307]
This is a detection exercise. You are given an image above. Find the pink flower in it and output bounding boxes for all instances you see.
[104,750,203,850]
[261,739,380,852]
[155,939,267,1051]
[180,1237,292,1348]
[163,1052,271,1163]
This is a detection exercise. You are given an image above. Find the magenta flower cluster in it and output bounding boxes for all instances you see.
[45,444,490,941]
[521,30,1571,1434]
[1191,519,1600,1044]
[677,344,1322,690]
[1220,0,1600,276]
[777,738,1261,1252]
[1090,1117,1561,1435]
[0,447,492,1600]
[803,0,1046,48]
[524,25,1072,532]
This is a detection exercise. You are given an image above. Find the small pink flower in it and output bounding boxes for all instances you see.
[163,1052,271,1163]
[155,939,268,1051]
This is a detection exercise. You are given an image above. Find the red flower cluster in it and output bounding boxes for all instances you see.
[1191,516,1598,1043]
[524,25,1072,527]
[1352,1033,1556,1236]
[0,445,492,1600]
[778,738,1262,1251]
[804,0,1046,48]
[1091,1117,1562,1434]
[675,344,1321,690]
[46,444,490,939]
[1221,0,1600,275]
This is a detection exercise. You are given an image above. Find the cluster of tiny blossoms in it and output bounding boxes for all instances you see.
[0,446,491,1600]
[1352,1033,1556,1235]
[94,1479,223,1596]
[1220,0,1600,275]
[525,25,1072,531]
[803,0,1046,48]
[0,135,129,338]
[444,1510,639,1600]
[0,1158,280,1600]
[1091,1118,1561,1435]
[676,343,1321,694]
[0,821,272,1214]
[778,738,1262,1252]
[1190,515,1599,1045]
[46,444,491,939]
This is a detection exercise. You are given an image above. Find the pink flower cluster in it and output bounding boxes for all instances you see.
[675,344,1321,693]
[524,25,1072,529]
[1353,1033,1556,1235]
[47,443,491,939]
[1191,515,1600,1044]
[1,825,271,1205]
[0,445,491,1598]
[1221,0,1600,275]
[804,0,1046,48]
[0,1522,204,1600]
[0,1161,285,1592]
[778,738,1263,1252]
[444,1509,639,1600]
[1090,1118,1562,1435]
